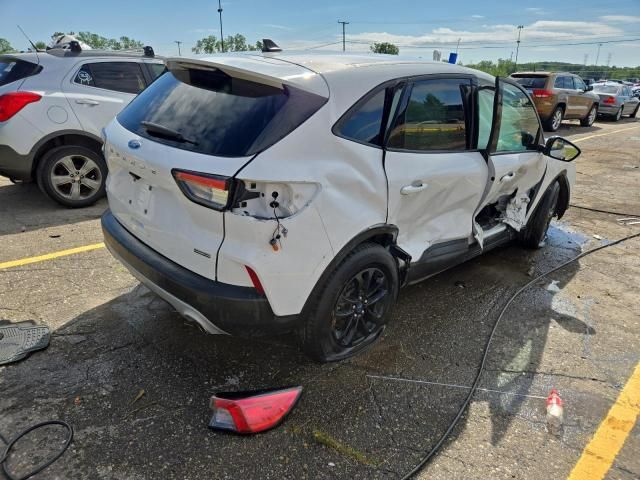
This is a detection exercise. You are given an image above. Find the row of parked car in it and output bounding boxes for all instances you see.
[0,39,586,360]
[511,71,639,131]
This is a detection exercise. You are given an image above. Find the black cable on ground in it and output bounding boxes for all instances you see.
[569,204,640,218]
[401,230,640,479]
[0,421,73,480]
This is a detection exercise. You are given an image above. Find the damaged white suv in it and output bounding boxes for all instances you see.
[101,52,580,362]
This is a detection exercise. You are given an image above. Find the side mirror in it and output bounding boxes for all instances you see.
[544,136,581,162]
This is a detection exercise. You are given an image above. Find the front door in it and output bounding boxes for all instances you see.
[384,77,488,263]
[475,78,547,234]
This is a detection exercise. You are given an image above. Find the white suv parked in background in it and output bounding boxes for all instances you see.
[0,45,164,207]
[101,53,580,362]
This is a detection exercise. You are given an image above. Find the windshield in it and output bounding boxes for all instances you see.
[511,76,548,89]
[117,67,327,157]
[0,58,41,87]
[592,85,620,94]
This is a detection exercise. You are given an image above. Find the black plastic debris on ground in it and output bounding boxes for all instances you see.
[0,320,50,365]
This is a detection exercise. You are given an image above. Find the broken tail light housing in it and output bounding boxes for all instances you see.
[172,169,235,211]
[209,386,302,434]
[0,91,42,122]
[603,96,616,104]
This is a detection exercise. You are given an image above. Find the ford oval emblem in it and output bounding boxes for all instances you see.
[128,139,141,150]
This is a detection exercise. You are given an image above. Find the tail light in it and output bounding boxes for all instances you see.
[532,89,553,98]
[209,386,302,434]
[603,96,616,104]
[172,169,234,211]
[0,91,42,122]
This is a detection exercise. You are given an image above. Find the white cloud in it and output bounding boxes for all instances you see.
[600,15,640,23]
[263,24,293,31]
[346,19,624,47]
[471,15,485,19]
[526,7,546,15]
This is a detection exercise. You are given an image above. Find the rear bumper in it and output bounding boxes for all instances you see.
[0,144,34,180]
[598,105,620,116]
[101,210,299,336]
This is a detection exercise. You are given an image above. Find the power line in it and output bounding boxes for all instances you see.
[338,20,349,52]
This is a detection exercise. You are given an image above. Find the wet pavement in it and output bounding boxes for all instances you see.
[0,119,639,479]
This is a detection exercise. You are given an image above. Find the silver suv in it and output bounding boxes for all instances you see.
[0,45,164,207]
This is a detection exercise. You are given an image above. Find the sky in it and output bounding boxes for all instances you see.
[1,0,639,67]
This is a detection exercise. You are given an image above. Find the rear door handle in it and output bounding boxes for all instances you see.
[75,98,100,105]
[401,182,428,195]
[500,172,515,182]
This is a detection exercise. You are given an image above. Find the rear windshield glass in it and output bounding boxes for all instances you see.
[511,76,547,89]
[117,67,327,157]
[0,58,41,87]
[592,85,620,94]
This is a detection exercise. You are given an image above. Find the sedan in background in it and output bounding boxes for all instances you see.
[592,82,640,121]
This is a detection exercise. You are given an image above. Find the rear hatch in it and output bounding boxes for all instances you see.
[511,74,549,94]
[104,55,328,280]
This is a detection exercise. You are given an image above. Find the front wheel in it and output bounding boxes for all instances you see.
[519,181,560,249]
[580,105,597,127]
[37,146,107,208]
[302,243,398,362]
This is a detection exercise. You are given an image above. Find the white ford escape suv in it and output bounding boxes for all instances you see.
[0,44,164,207]
[101,52,580,362]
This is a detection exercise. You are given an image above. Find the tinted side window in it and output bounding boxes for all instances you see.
[387,78,468,151]
[74,62,146,94]
[565,76,576,89]
[554,76,565,88]
[0,58,41,87]
[496,82,540,153]
[335,88,386,146]
[574,77,586,90]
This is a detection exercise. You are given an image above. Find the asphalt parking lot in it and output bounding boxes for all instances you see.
[1,118,639,479]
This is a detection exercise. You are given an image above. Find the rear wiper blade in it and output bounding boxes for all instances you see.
[140,121,198,145]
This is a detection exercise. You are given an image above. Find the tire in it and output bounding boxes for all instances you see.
[302,243,399,362]
[630,104,639,119]
[580,105,597,127]
[37,145,107,208]
[519,181,560,249]
[543,106,563,132]
[612,107,622,122]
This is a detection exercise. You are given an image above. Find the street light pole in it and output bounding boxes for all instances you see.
[218,0,224,52]
[174,40,182,56]
[514,25,524,68]
[338,20,349,52]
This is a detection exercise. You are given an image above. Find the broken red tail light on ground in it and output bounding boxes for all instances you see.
[209,386,302,434]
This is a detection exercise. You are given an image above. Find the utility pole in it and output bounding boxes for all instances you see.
[514,25,524,68]
[338,20,349,52]
[455,37,461,54]
[583,53,588,66]
[174,40,182,56]
[218,0,224,52]
[595,43,602,65]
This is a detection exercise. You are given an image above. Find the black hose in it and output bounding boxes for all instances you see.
[401,230,640,479]
[569,204,640,217]
[0,421,73,480]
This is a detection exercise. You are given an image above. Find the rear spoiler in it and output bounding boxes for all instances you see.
[165,57,328,97]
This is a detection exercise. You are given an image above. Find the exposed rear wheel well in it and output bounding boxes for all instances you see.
[556,103,566,114]
[556,174,570,219]
[31,134,103,177]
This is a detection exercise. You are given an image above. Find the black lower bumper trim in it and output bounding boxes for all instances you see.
[0,145,34,181]
[101,210,299,336]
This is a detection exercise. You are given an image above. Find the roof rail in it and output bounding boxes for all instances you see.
[46,45,158,59]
